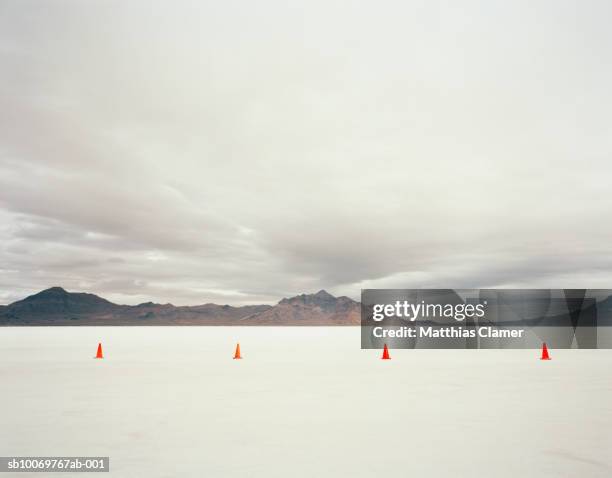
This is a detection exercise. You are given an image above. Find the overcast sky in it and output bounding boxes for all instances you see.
[1,0,611,305]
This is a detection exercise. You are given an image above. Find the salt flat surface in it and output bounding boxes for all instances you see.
[1,327,611,477]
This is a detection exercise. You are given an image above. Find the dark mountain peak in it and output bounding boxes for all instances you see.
[7,286,117,318]
[136,301,156,307]
[38,286,68,296]
[244,289,359,325]
[135,302,175,312]
[279,289,337,307]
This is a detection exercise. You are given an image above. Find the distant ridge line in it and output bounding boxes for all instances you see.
[0,287,360,326]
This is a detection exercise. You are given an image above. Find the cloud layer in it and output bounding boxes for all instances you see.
[2,0,612,305]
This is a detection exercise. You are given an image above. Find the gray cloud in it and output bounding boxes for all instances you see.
[1,0,612,305]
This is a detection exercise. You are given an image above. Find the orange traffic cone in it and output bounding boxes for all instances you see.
[233,343,242,360]
[540,343,551,360]
[381,343,391,360]
[95,343,104,359]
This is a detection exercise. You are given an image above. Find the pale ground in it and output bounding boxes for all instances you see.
[1,327,611,478]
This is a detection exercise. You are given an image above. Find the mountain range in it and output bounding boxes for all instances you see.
[0,287,360,326]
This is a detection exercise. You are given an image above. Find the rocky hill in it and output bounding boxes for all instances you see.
[240,290,360,325]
